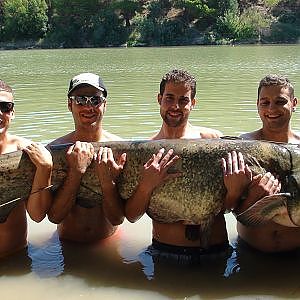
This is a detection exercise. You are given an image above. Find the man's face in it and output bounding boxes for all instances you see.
[0,91,14,135]
[68,85,106,128]
[257,85,297,131]
[158,82,195,128]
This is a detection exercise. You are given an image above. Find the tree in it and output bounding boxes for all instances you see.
[2,0,48,41]
[112,0,144,27]
[43,0,104,47]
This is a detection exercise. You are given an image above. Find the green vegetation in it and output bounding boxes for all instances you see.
[0,0,299,48]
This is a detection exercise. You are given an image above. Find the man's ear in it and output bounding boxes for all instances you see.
[67,99,72,112]
[293,97,298,108]
[157,94,162,105]
[191,98,196,109]
[256,98,259,108]
[11,108,15,120]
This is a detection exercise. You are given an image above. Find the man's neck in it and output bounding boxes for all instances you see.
[73,124,103,142]
[0,133,9,154]
[260,127,293,143]
[156,122,191,139]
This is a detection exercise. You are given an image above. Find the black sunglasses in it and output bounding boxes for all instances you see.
[0,101,14,113]
[69,95,106,107]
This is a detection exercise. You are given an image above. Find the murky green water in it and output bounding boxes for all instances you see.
[1,45,300,299]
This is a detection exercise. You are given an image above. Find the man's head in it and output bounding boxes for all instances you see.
[159,69,196,99]
[258,74,294,100]
[158,69,196,128]
[257,74,297,131]
[0,80,15,134]
[68,73,107,98]
[67,73,108,128]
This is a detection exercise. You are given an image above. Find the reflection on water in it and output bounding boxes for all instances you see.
[28,231,64,278]
[2,215,300,299]
[1,45,300,299]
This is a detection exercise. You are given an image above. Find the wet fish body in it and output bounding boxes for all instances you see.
[1,138,300,231]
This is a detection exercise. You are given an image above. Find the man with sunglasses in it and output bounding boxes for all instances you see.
[0,79,53,257]
[47,73,125,243]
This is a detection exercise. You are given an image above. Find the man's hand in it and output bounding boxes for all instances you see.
[247,172,281,206]
[95,147,127,188]
[66,141,94,175]
[23,142,53,170]
[222,151,252,210]
[139,148,181,193]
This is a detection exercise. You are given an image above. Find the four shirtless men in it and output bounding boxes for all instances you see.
[0,70,299,264]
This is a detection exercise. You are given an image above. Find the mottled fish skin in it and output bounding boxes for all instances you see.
[1,139,300,232]
[0,151,35,222]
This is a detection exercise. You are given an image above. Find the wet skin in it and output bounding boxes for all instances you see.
[125,81,227,248]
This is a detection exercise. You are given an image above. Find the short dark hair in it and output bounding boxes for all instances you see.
[258,74,294,99]
[160,69,196,99]
[0,79,13,93]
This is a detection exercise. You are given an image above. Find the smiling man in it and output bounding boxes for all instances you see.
[0,79,52,257]
[125,69,231,267]
[223,74,300,253]
[240,74,299,143]
[236,74,300,252]
[47,73,125,243]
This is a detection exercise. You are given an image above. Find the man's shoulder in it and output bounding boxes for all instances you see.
[48,133,73,146]
[9,134,31,148]
[239,131,260,140]
[198,126,223,139]
[102,130,123,141]
[291,131,300,144]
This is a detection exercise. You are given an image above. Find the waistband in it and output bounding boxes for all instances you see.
[151,238,230,256]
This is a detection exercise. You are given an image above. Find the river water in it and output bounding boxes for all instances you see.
[1,45,300,299]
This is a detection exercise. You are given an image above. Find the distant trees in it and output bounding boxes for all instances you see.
[1,0,47,41]
[0,0,299,47]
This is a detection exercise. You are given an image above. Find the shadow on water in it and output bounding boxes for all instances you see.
[26,226,300,299]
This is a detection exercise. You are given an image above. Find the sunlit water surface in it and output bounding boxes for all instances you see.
[1,45,300,299]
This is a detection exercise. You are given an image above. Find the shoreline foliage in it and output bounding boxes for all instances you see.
[0,0,299,48]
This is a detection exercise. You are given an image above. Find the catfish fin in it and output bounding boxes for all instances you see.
[236,193,291,227]
[198,218,214,249]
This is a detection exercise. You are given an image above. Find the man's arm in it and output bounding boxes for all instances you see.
[125,148,180,223]
[95,147,126,225]
[233,173,281,215]
[222,151,281,213]
[24,142,53,222]
[47,141,94,224]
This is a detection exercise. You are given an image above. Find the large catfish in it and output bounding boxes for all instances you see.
[1,138,300,240]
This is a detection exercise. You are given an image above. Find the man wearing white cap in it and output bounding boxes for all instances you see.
[47,73,126,243]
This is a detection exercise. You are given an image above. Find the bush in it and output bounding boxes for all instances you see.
[2,0,48,41]
[267,21,300,43]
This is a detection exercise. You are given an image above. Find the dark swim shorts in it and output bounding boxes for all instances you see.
[147,239,233,266]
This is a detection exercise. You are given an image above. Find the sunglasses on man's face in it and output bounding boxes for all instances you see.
[0,101,14,113]
[69,95,106,107]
